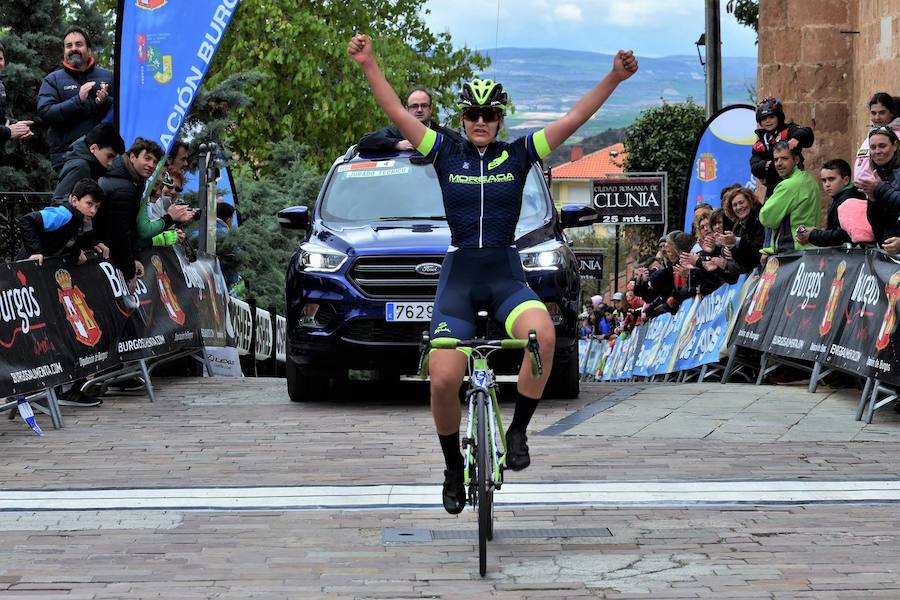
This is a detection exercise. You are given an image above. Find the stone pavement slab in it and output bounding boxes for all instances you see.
[0,377,898,597]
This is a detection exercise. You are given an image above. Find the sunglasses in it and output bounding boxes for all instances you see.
[164,184,183,193]
[871,125,898,138]
[462,107,502,123]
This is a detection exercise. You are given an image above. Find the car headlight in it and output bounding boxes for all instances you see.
[298,243,348,273]
[520,240,565,271]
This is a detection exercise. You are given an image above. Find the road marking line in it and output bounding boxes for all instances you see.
[2,481,900,511]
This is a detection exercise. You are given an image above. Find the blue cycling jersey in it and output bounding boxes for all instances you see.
[416,128,551,248]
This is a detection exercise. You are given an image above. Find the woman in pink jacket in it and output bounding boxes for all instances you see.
[854,92,900,189]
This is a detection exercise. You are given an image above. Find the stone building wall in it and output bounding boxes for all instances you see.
[758,0,899,185]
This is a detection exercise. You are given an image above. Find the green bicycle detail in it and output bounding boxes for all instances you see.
[418,329,542,576]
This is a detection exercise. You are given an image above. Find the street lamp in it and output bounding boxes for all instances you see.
[695,33,706,70]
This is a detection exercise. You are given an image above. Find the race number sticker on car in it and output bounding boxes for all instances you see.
[385,302,433,322]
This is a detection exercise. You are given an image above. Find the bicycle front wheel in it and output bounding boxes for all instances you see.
[476,391,492,576]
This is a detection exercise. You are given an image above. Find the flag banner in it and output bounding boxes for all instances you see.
[682,105,758,230]
[115,0,240,153]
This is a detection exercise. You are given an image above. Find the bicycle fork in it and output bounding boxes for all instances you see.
[462,364,507,500]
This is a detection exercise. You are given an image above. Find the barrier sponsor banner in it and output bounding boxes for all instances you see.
[672,276,747,371]
[115,0,239,154]
[0,261,73,395]
[0,247,230,398]
[653,297,696,375]
[228,297,252,356]
[730,254,801,352]
[254,307,273,361]
[631,313,672,377]
[275,315,287,363]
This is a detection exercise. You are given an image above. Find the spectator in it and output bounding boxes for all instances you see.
[750,97,814,198]
[17,178,108,267]
[857,127,900,253]
[721,187,764,272]
[0,41,35,157]
[796,159,870,248]
[52,123,125,202]
[168,140,189,173]
[96,138,190,290]
[357,86,462,154]
[854,93,900,183]
[37,26,113,172]
[758,141,821,254]
[148,168,184,220]
[216,201,235,233]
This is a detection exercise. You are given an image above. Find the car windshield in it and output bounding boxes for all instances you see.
[320,157,550,237]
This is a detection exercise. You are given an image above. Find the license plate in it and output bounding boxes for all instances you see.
[386,302,433,322]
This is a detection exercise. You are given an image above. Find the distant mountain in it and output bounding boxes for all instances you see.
[473,47,756,140]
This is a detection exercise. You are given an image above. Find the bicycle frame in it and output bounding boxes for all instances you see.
[462,354,507,493]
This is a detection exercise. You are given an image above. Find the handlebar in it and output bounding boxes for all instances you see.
[417,330,543,378]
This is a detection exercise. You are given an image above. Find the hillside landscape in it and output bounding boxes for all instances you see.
[465,48,756,142]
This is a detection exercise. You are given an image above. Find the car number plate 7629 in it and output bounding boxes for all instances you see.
[385,302,433,322]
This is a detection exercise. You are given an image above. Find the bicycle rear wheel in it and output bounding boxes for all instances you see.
[476,391,493,576]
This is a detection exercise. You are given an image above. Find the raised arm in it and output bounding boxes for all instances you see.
[348,34,427,149]
[542,50,638,152]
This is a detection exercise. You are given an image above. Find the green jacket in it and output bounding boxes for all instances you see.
[758,167,821,253]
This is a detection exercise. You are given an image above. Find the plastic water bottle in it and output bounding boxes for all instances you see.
[16,397,45,437]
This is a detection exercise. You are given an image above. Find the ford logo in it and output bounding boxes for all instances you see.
[415,262,442,276]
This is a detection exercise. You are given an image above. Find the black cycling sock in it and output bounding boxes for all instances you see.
[509,391,539,434]
[439,431,464,473]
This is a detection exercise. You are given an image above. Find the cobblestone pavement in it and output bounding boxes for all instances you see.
[0,377,898,598]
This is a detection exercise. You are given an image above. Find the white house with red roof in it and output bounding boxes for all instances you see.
[549,143,626,208]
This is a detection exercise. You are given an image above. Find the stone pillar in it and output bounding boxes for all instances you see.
[758,0,855,178]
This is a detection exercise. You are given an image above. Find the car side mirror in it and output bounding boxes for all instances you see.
[560,204,598,229]
[277,206,310,230]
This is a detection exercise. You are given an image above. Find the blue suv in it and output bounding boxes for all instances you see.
[278,147,598,402]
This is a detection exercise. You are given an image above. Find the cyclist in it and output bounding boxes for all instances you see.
[348,34,638,514]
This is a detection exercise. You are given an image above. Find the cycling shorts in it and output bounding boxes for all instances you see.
[429,247,545,342]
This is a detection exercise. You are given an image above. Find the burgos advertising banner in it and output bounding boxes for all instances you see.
[115,0,239,153]
[683,105,758,230]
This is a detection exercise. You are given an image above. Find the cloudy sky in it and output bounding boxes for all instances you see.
[421,0,758,58]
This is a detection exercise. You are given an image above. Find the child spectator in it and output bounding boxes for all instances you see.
[52,123,125,202]
[750,97,814,198]
[17,178,108,266]
[796,159,870,247]
[854,93,900,183]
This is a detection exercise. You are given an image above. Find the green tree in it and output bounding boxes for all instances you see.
[229,140,324,311]
[0,0,114,191]
[727,0,759,37]
[623,100,705,246]
[206,0,489,171]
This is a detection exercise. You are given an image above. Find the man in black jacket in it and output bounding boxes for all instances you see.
[357,86,462,154]
[52,123,125,202]
[37,27,113,172]
[96,138,190,291]
[750,97,814,198]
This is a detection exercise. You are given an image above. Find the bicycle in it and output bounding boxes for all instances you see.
[417,318,542,576]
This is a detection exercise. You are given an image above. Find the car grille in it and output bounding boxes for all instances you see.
[342,319,430,345]
[341,318,506,345]
[348,254,445,299]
